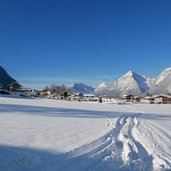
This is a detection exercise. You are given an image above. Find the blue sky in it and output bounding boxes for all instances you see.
[0,0,171,89]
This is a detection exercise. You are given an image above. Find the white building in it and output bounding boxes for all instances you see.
[100,96,116,104]
[21,88,33,97]
[39,89,51,98]
[83,94,99,101]
[72,93,98,102]
[154,94,171,104]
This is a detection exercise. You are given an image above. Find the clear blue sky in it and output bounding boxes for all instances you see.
[0,0,171,88]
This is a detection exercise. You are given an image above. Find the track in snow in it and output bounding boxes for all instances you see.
[42,113,154,171]
[1,112,171,171]
[135,118,171,171]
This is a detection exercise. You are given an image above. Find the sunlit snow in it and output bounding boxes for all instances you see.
[0,96,171,171]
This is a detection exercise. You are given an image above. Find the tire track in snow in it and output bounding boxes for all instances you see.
[41,114,153,171]
[139,120,171,170]
[117,114,152,171]
[48,115,126,171]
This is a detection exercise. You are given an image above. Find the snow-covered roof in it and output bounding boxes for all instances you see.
[74,93,80,96]
[122,94,132,97]
[153,94,171,98]
[84,94,95,97]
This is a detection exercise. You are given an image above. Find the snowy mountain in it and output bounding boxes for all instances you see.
[95,82,108,94]
[96,68,171,96]
[71,83,95,94]
[149,67,171,95]
[96,71,153,96]
[0,66,16,89]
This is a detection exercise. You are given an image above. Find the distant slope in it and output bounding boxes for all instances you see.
[71,83,95,94]
[0,66,16,89]
[149,67,171,95]
[95,82,108,95]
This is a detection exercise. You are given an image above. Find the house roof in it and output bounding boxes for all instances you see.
[133,96,141,99]
[83,94,95,97]
[122,94,133,97]
[154,94,171,98]
[73,93,95,97]
[10,82,23,87]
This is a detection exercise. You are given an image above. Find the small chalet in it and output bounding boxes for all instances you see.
[154,95,171,104]
[72,93,83,101]
[99,96,117,104]
[122,94,133,102]
[72,93,98,102]
[58,92,72,100]
[131,96,141,103]
[144,96,155,104]
[9,82,23,96]
[84,94,99,101]
[39,89,51,98]
[10,82,22,91]
[21,88,33,97]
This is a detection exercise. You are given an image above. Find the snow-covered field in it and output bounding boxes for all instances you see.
[0,96,171,171]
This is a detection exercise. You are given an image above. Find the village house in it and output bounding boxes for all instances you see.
[99,96,117,104]
[72,93,98,102]
[143,96,155,104]
[131,96,141,104]
[9,82,36,97]
[32,90,40,97]
[10,82,22,91]
[154,95,171,104]
[20,88,33,97]
[58,92,72,100]
[122,94,133,102]
[99,96,124,104]
[39,89,51,98]
[83,94,99,101]
[9,82,23,96]
[70,93,83,101]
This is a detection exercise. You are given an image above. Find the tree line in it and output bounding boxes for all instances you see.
[44,84,72,95]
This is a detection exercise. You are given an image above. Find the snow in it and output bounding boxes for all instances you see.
[95,82,108,95]
[96,68,171,96]
[155,67,171,85]
[108,71,147,95]
[97,82,107,89]
[150,68,171,95]
[96,71,152,96]
[0,96,171,171]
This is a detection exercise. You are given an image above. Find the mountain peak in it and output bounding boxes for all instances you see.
[95,82,108,95]
[123,70,137,78]
[71,83,95,94]
[97,82,107,88]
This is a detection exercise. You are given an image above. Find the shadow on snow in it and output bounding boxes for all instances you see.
[0,103,171,121]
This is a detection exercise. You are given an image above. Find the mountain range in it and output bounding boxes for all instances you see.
[95,67,171,96]
[1,65,171,96]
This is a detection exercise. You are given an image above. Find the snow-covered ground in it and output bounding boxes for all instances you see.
[0,96,171,171]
